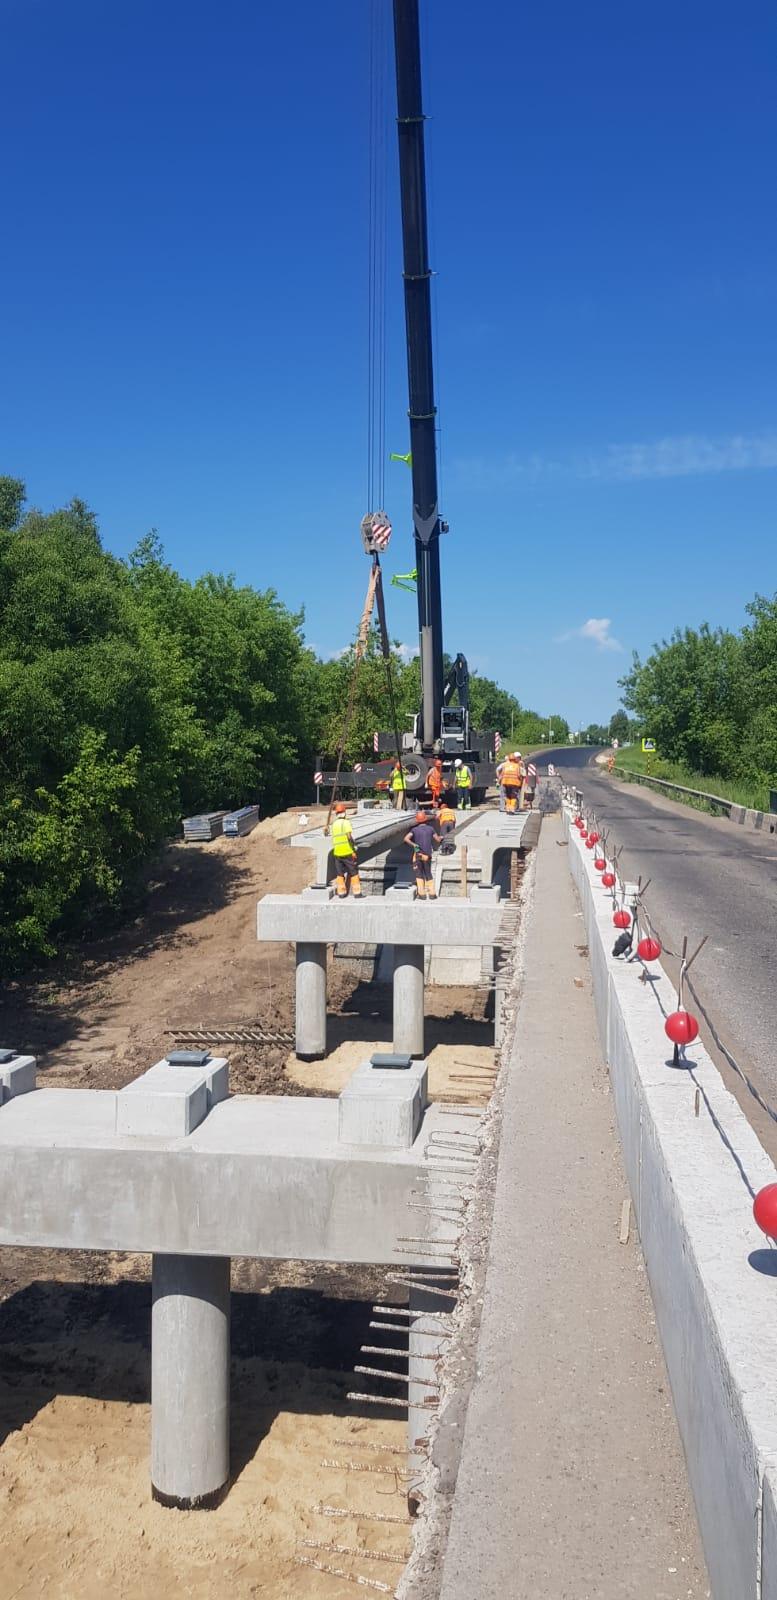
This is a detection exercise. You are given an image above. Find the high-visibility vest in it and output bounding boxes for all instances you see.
[391,766,406,791]
[455,765,472,788]
[428,766,443,791]
[501,759,521,785]
[439,805,456,825]
[332,817,356,857]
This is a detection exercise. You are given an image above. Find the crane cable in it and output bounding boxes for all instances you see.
[367,1,405,782]
[325,2,404,832]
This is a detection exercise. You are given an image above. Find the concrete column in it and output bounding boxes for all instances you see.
[295,941,327,1060]
[393,944,425,1058]
[151,1253,231,1508]
[407,1275,451,1513]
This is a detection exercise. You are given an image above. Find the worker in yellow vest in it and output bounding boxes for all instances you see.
[500,752,523,814]
[390,760,407,811]
[454,758,473,809]
[331,802,363,899]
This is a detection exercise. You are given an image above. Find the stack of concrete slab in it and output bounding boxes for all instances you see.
[182,810,228,842]
[222,804,260,838]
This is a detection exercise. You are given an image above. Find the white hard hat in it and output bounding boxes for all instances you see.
[454,758,462,767]
[513,751,521,758]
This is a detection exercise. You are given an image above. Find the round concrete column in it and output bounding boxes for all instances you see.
[295,941,327,1060]
[151,1253,231,1508]
[393,944,425,1058]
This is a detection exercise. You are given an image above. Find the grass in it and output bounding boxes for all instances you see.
[612,745,771,814]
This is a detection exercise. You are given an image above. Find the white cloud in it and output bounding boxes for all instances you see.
[395,641,419,662]
[557,617,622,653]
[452,429,777,488]
[581,431,777,482]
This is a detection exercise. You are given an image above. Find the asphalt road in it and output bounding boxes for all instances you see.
[535,747,777,1153]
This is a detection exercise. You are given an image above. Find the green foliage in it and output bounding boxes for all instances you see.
[0,477,567,971]
[608,710,630,743]
[619,597,777,800]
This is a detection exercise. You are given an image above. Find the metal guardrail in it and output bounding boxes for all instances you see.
[613,766,734,814]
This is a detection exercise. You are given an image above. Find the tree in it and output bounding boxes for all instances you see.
[609,710,630,744]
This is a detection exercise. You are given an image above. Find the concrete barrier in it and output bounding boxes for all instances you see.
[564,805,777,1599]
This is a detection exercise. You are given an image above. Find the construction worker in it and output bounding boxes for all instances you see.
[496,755,506,813]
[331,802,363,899]
[438,798,457,854]
[500,752,523,814]
[390,760,407,810]
[454,757,473,809]
[404,811,442,899]
[426,757,444,810]
[524,759,538,809]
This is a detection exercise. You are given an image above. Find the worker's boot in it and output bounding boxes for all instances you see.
[335,872,347,899]
[351,872,363,899]
[426,884,437,900]
[415,877,426,899]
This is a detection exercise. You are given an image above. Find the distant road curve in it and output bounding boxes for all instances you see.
[535,747,777,1155]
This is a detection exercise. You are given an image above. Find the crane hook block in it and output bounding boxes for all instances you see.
[361,510,392,555]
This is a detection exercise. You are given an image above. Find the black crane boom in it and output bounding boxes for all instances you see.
[393,0,444,750]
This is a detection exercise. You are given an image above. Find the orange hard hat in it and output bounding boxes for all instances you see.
[335,802,347,814]
[415,811,428,824]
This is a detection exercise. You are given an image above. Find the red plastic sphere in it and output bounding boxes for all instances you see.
[574,816,583,828]
[613,909,631,929]
[594,857,606,871]
[588,832,600,845]
[585,836,596,849]
[637,937,662,962]
[601,872,616,889]
[754,1185,777,1240]
[664,1010,699,1046]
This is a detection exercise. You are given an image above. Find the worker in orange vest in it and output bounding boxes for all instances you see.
[500,752,523,814]
[438,798,457,853]
[426,758,444,810]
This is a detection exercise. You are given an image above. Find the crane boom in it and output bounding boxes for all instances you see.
[393,0,445,750]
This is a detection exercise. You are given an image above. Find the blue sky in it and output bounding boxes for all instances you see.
[3,0,776,730]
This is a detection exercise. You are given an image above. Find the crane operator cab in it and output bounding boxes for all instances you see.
[440,705,469,750]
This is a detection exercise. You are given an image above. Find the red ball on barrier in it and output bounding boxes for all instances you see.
[637,936,662,962]
[588,832,600,845]
[613,909,631,929]
[664,1010,699,1046]
[753,1185,777,1240]
[574,816,584,828]
[594,857,606,871]
[585,836,596,849]
[601,872,616,889]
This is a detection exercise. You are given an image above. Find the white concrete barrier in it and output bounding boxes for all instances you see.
[563,805,777,1599]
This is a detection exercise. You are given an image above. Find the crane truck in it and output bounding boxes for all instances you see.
[317,0,500,807]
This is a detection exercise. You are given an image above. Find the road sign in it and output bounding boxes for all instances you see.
[314,771,323,784]
[494,731,502,754]
[373,732,379,753]
[642,738,656,753]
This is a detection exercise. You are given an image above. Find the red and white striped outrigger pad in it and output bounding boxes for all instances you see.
[360,510,392,554]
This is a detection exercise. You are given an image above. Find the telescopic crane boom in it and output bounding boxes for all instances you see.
[393,0,444,751]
